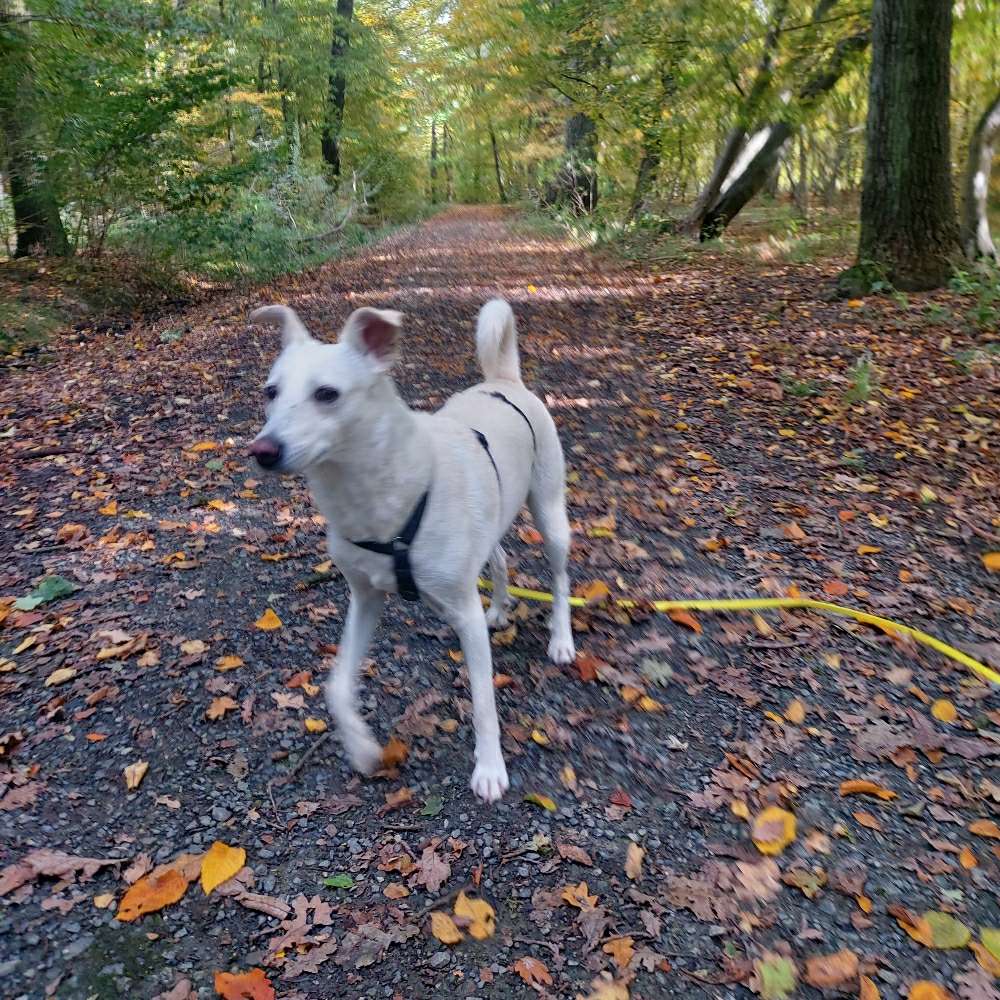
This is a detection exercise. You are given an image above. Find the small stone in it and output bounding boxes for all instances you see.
[429,951,450,969]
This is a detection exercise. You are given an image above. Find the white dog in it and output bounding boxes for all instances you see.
[249,300,575,802]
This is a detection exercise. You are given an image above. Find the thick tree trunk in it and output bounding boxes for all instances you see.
[680,128,746,234]
[320,0,354,178]
[429,121,438,205]
[489,125,507,204]
[844,0,958,292]
[960,89,1000,260]
[545,112,598,213]
[0,12,69,258]
[700,25,869,240]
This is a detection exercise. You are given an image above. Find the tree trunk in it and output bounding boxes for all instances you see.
[700,24,869,240]
[0,11,69,258]
[797,131,809,216]
[627,139,661,222]
[489,125,507,204]
[429,120,438,205]
[960,88,1000,260]
[844,0,957,292]
[545,112,598,212]
[444,122,454,202]
[320,0,354,178]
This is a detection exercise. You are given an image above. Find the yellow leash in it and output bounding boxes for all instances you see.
[478,580,1000,687]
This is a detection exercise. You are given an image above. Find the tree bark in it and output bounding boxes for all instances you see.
[627,139,661,221]
[545,112,598,212]
[320,0,354,178]
[844,0,958,292]
[429,120,438,205]
[444,122,454,202]
[0,8,69,257]
[700,24,869,240]
[960,88,1000,260]
[489,125,507,204]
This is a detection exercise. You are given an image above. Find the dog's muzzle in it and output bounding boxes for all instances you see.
[249,435,283,470]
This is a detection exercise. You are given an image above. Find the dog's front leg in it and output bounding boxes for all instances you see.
[446,593,509,803]
[325,579,385,776]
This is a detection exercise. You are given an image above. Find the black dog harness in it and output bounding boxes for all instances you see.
[350,393,535,602]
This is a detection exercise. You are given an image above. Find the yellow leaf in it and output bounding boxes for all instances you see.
[560,765,578,791]
[44,667,76,687]
[190,440,218,452]
[526,284,538,293]
[857,544,882,555]
[531,728,551,747]
[636,695,663,712]
[847,299,864,308]
[970,938,1000,977]
[304,717,327,734]
[453,891,495,940]
[430,910,463,945]
[200,841,247,895]
[99,500,118,516]
[254,608,282,631]
[839,779,897,800]
[778,428,796,438]
[731,800,750,820]
[524,791,557,811]
[982,552,1000,572]
[624,843,644,881]
[116,869,188,922]
[93,893,115,909]
[931,699,957,723]
[602,936,635,970]
[580,579,611,604]
[752,613,772,637]
[124,760,149,790]
[784,699,806,725]
[215,655,244,672]
[751,806,797,855]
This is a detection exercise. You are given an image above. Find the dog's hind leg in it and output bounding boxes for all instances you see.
[528,486,576,665]
[485,545,510,629]
[444,591,509,802]
[324,578,385,776]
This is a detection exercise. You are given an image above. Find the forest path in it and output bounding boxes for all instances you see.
[2,205,998,999]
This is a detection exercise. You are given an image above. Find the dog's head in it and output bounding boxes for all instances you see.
[248,304,402,473]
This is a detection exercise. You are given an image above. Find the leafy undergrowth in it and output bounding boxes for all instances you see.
[1,206,998,1000]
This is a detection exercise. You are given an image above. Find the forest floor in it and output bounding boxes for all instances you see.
[1,205,999,1000]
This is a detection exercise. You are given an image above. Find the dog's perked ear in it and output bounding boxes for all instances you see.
[249,305,312,347]
[340,307,403,373]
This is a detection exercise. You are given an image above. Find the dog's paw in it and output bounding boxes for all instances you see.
[548,634,576,665]
[485,604,510,629]
[470,758,509,803]
[344,733,383,776]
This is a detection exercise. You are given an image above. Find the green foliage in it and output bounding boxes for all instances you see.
[844,352,876,406]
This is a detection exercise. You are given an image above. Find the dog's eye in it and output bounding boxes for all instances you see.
[314,386,340,404]
[264,385,278,401]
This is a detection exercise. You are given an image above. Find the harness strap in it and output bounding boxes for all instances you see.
[471,428,501,489]
[482,390,537,450]
[350,491,429,602]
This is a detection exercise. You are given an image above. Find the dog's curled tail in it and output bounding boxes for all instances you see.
[476,299,521,383]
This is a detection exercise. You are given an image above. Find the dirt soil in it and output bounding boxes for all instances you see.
[1,206,998,1000]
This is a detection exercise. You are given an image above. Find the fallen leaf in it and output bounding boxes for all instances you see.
[907,984,952,1000]
[561,881,598,909]
[980,927,1000,963]
[254,609,282,631]
[751,807,797,856]
[576,651,604,682]
[970,938,1000,977]
[454,891,495,940]
[668,609,701,633]
[580,580,611,604]
[749,951,798,1000]
[430,910,463,945]
[213,968,275,1000]
[897,910,971,949]
[840,779,897,800]
[116,870,188,921]
[959,846,977,870]
[557,843,592,866]
[44,667,76,687]
[123,761,149,790]
[860,976,881,1000]
[822,579,849,597]
[323,873,353,889]
[99,500,118,515]
[982,552,1000,572]
[969,819,1000,839]
[932,699,958,723]
[304,717,327,733]
[514,956,553,986]
[201,842,246,895]
[624,843,644,881]
[784,699,806,724]
[180,639,207,656]
[206,696,239,720]
[524,791,556,811]
[602,936,635,970]
[93,892,115,909]
[384,883,409,899]
[803,949,859,989]
[853,811,883,831]
[215,655,244,672]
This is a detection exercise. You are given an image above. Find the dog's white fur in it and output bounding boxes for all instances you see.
[249,300,575,801]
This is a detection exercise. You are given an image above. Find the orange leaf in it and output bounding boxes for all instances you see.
[931,699,957,723]
[860,975,881,1000]
[853,811,883,831]
[839,780,897,801]
[959,845,977,870]
[206,696,239,721]
[561,881,598,909]
[668,609,701,633]
[384,883,410,899]
[381,736,408,769]
[579,579,611,605]
[857,544,882,555]
[624,843,644,881]
[576,651,604,683]
[116,869,188,922]
[982,552,1000,572]
[969,819,1000,839]
[822,579,849,598]
[784,699,806,725]
[518,526,544,545]
[214,968,276,1000]
[907,983,951,1000]
[602,936,635,970]
[803,949,859,989]
[215,655,244,672]
[514,956,553,986]
[254,608,282,631]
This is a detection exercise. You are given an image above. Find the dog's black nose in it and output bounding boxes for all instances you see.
[249,436,283,470]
